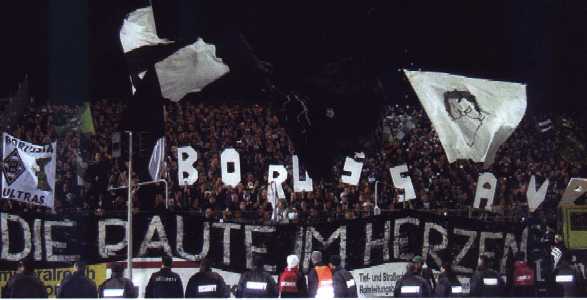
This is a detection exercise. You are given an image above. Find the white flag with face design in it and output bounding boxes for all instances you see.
[404,70,527,164]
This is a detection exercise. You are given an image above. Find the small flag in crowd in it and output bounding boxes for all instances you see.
[80,102,96,135]
[148,137,165,181]
[404,70,527,165]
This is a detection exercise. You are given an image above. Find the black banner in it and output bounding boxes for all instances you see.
[0,211,527,275]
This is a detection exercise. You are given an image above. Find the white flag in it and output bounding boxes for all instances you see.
[2,133,57,208]
[404,70,527,164]
[149,137,165,181]
[119,6,229,102]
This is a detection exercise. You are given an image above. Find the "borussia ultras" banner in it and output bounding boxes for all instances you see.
[1,133,56,208]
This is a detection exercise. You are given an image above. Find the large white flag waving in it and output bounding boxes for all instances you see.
[404,70,527,164]
[119,6,230,101]
[2,133,57,208]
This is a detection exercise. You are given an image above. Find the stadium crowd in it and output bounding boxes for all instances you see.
[1,98,585,226]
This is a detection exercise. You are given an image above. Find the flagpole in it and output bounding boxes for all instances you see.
[127,131,133,281]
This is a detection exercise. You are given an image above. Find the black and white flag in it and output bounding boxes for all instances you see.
[119,6,229,101]
[404,70,527,165]
[2,133,57,208]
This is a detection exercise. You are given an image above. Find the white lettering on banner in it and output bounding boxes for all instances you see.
[212,223,241,265]
[389,164,416,201]
[500,228,528,273]
[177,146,198,186]
[176,216,209,260]
[44,220,79,262]
[483,278,498,286]
[98,218,127,258]
[422,222,448,268]
[138,216,172,257]
[393,217,420,260]
[341,153,364,186]
[452,228,476,273]
[292,155,313,192]
[527,176,549,212]
[451,286,463,294]
[198,285,217,293]
[303,227,347,272]
[479,231,503,260]
[33,219,42,260]
[246,281,267,290]
[245,225,276,272]
[267,165,287,199]
[1,213,31,261]
[473,172,497,210]
[220,148,241,187]
[364,221,391,265]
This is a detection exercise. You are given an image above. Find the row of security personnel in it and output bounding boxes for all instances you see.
[1,253,356,299]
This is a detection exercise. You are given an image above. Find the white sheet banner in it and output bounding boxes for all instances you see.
[404,70,527,164]
[2,133,57,208]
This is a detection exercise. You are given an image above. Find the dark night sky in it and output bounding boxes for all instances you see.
[1,0,586,114]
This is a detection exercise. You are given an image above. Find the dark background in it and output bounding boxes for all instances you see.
[0,0,586,114]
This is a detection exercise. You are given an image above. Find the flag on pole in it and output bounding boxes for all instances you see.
[80,102,96,135]
[2,133,57,208]
[404,70,527,165]
[148,137,165,181]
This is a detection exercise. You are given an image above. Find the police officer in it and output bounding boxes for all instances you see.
[307,251,334,298]
[3,260,48,298]
[510,252,535,297]
[393,262,432,297]
[145,255,184,298]
[235,254,278,298]
[99,262,137,298]
[469,255,505,297]
[329,255,358,298]
[413,255,436,290]
[277,255,308,298]
[184,256,230,298]
[58,261,98,298]
[434,260,462,297]
[553,253,581,297]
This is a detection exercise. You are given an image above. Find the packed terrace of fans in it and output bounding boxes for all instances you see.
[1,99,584,226]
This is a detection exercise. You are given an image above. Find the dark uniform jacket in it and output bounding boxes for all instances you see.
[57,271,98,298]
[99,276,137,298]
[469,268,505,297]
[434,272,462,298]
[393,271,432,298]
[236,268,278,298]
[145,268,183,298]
[332,266,358,298]
[185,271,230,298]
[553,263,582,297]
[3,271,49,298]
